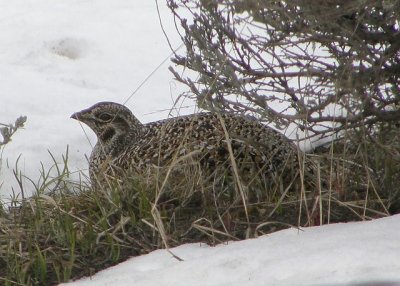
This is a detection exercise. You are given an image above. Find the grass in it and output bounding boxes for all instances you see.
[0,126,398,285]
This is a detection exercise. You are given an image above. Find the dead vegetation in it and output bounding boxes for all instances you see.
[0,134,397,285]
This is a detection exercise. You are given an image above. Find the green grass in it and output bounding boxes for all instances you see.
[0,129,398,285]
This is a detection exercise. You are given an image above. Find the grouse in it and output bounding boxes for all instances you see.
[71,102,312,189]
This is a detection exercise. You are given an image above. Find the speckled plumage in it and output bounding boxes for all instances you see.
[71,102,309,187]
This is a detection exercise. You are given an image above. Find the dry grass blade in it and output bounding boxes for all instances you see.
[1,123,398,285]
[216,113,250,225]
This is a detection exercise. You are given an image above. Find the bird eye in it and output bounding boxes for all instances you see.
[98,113,113,121]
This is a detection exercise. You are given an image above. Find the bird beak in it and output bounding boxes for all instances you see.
[71,104,95,122]
[71,109,91,122]
[70,112,79,120]
[70,111,83,121]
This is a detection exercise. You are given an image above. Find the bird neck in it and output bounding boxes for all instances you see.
[97,123,144,158]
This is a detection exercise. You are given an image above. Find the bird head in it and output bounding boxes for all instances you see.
[71,102,143,143]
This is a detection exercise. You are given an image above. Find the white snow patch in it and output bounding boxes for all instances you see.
[0,0,191,199]
[63,215,400,286]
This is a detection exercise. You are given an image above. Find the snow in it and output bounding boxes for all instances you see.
[1,1,399,286]
[63,215,400,286]
[0,0,191,199]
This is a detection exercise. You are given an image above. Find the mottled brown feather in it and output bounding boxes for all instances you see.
[72,102,311,187]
